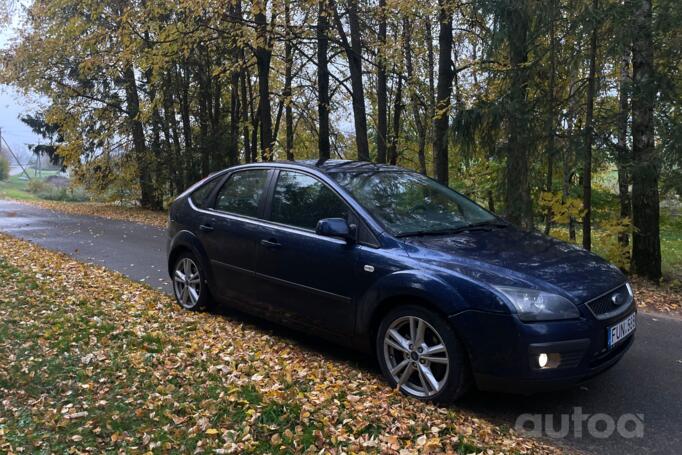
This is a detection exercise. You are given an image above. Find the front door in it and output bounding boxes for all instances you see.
[255,170,358,335]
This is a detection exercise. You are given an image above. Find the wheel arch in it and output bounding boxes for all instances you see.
[167,230,215,287]
[368,294,449,345]
[356,270,470,346]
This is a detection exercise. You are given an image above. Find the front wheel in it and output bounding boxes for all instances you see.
[376,305,471,403]
[172,252,211,311]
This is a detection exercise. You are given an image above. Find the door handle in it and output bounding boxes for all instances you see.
[199,224,214,232]
[260,239,281,249]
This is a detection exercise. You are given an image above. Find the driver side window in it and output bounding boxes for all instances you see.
[270,171,350,230]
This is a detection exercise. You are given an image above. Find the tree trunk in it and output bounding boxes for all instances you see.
[122,65,158,209]
[198,55,211,175]
[245,57,259,162]
[317,0,331,160]
[147,71,164,205]
[426,14,436,165]
[387,25,405,165]
[332,0,370,161]
[388,72,403,165]
[376,0,388,163]
[228,2,241,166]
[404,18,427,175]
[582,0,599,250]
[284,0,294,160]
[504,0,533,228]
[210,68,223,169]
[163,72,186,190]
[178,64,195,181]
[254,0,273,161]
[630,0,661,280]
[433,0,454,185]
[544,0,557,235]
[616,50,631,248]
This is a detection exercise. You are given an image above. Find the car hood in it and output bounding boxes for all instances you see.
[400,226,626,303]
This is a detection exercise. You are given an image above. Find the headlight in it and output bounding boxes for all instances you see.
[494,286,580,322]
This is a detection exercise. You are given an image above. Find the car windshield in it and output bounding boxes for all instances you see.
[331,171,498,236]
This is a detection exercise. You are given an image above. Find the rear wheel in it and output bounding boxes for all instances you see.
[376,305,470,403]
[172,252,211,311]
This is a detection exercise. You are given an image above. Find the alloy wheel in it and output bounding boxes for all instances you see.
[383,315,450,398]
[173,257,202,309]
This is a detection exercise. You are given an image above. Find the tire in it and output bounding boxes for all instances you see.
[376,304,471,403]
[171,251,212,311]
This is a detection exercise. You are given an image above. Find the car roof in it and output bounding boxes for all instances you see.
[230,159,405,175]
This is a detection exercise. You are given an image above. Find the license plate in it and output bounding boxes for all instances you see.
[607,313,636,349]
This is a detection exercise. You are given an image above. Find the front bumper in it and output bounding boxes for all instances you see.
[449,304,636,394]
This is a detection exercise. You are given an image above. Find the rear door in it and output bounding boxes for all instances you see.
[254,169,359,335]
[198,168,273,306]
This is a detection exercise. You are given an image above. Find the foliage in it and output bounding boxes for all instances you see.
[27,176,89,202]
[35,186,89,202]
[593,217,632,270]
[538,192,586,225]
[20,113,65,168]
[26,178,49,194]
[0,155,9,180]
[71,153,140,205]
[0,233,561,453]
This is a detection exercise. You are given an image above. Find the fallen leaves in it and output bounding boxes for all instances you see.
[631,276,682,316]
[0,233,563,453]
[11,199,168,228]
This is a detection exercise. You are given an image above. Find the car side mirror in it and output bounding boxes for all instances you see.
[316,218,354,242]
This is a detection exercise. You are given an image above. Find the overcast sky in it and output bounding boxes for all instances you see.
[1,10,42,162]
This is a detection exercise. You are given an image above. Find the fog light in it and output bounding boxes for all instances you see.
[538,353,549,368]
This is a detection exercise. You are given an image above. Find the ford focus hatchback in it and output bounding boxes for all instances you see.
[167,160,636,402]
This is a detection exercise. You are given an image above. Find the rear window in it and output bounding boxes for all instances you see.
[190,176,221,209]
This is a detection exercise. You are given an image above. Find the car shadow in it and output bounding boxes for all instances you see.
[206,302,379,373]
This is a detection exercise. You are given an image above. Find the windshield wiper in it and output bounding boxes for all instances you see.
[466,220,509,229]
[396,228,463,238]
[396,220,509,238]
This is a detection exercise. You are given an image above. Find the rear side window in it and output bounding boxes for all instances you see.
[190,176,220,209]
[214,170,269,217]
[270,171,350,230]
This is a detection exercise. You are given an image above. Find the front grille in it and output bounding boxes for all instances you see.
[586,284,633,320]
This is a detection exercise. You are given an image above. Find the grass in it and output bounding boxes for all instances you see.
[0,174,39,200]
[661,209,682,283]
[0,170,64,200]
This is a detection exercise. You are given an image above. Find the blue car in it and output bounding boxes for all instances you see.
[167,160,636,402]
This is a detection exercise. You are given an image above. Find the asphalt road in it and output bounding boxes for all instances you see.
[1,199,681,454]
[0,200,171,292]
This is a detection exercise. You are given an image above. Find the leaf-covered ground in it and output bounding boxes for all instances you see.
[12,199,169,229]
[0,233,560,454]
[630,277,682,316]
